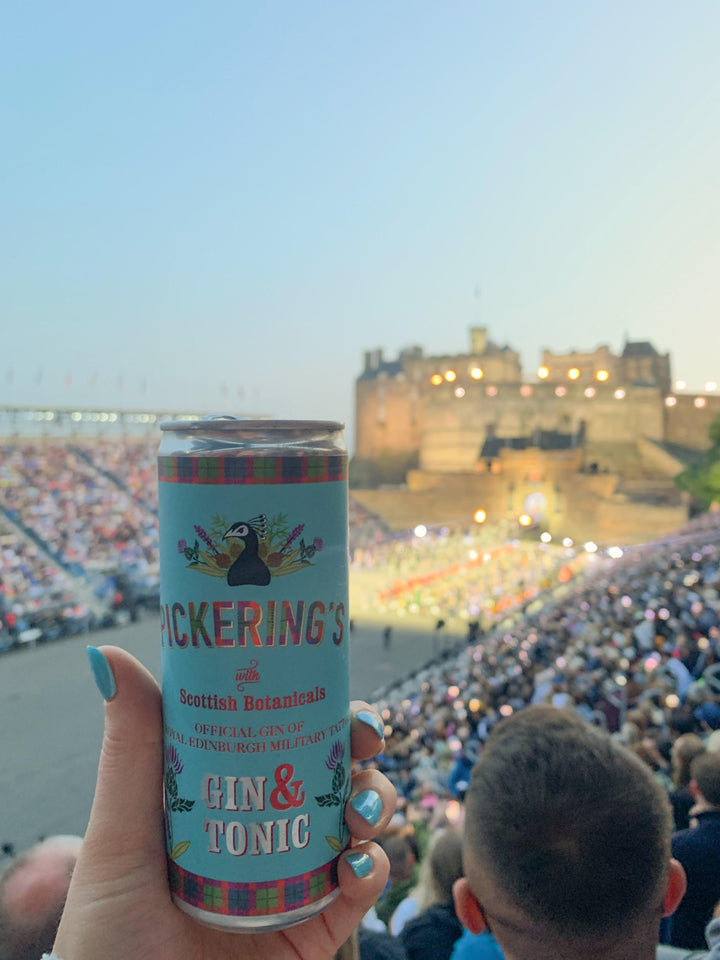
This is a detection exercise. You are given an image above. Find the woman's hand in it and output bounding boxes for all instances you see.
[54,645,395,960]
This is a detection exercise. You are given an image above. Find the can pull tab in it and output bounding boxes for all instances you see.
[201,415,241,421]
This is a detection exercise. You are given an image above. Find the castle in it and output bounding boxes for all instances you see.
[353,328,720,545]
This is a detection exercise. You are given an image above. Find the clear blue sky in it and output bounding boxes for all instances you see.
[1,1,718,446]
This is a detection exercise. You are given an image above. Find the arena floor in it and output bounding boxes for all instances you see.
[0,614,459,854]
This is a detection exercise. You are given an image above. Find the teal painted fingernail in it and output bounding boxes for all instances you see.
[351,789,383,826]
[356,710,385,740]
[87,647,116,700]
[346,851,373,878]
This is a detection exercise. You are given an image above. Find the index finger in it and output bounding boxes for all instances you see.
[350,701,385,760]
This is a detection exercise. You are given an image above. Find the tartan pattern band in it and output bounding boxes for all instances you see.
[168,858,338,916]
[158,455,348,485]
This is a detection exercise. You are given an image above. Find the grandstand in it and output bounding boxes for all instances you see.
[0,415,392,650]
[0,436,160,648]
[1,405,718,691]
[0,403,262,647]
[370,510,720,802]
[0,404,259,439]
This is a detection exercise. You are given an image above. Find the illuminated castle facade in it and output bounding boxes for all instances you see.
[353,328,719,543]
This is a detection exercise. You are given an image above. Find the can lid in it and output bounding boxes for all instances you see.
[160,416,344,433]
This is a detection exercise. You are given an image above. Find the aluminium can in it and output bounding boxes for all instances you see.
[158,418,350,931]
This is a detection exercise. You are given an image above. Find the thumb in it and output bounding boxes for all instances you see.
[81,645,166,878]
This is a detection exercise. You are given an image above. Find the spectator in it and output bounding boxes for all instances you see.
[400,828,465,960]
[453,706,687,960]
[669,734,706,831]
[390,820,458,934]
[670,752,720,949]
[375,833,419,927]
[0,835,82,960]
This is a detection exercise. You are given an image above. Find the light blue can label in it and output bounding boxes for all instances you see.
[158,452,350,928]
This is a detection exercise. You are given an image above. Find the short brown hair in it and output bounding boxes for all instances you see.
[463,706,672,936]
[427,827,463,904]
[690,751,720,806]
[672,734,705,788]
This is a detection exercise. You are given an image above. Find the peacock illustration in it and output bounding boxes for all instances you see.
[223,515,271,587]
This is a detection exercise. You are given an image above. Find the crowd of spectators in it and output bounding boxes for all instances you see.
[0,441,160,650]
[351,509,720,955]
[0,520,94,651]
[0,439,400,651]
[0,442,159,576]
[349,496,391,552]
[3,437,720,954]
[323,513,720,957]
[80,439,159,512]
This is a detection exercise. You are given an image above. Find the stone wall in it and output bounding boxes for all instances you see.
[665,395,720,450]
[354,471,687,546]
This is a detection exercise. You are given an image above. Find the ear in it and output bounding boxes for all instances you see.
[662,859,687,918]
[689,779,701,800]
[453,877,488,935]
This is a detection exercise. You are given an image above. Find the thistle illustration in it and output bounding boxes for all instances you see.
[164,745,194,860]
[314,740,350,853]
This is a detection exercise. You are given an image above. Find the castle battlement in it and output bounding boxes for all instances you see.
[354,328,719,542]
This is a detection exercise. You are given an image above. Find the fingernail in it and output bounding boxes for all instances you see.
[87,646,117,700]
[351,789,383,826]
[345,851,373,878]
[356,710,385,740]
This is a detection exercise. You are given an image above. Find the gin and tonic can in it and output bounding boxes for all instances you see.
[158,418,350,931]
